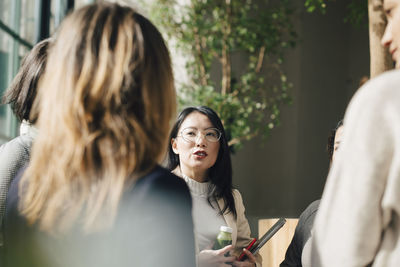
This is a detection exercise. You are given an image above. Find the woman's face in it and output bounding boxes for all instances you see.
[382,0,400,68]
[171,112,220,180]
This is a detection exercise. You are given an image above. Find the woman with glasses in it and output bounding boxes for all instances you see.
[168,106,261,267]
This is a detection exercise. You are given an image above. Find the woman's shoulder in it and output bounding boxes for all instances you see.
[138,165,188,191]
[127,165,191,205]
[0,135,32,169]
[232,188,241,194]
[297,199,320,233]
[231,188,243,201]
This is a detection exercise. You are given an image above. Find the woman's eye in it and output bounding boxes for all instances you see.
[187,132,196,136]
[206,132,217,137]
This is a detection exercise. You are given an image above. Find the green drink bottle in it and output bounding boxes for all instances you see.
[213,226,233,250]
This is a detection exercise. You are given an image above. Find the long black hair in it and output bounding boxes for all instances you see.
[167,106,236,218]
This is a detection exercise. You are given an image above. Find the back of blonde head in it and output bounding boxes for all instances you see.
[21,3,175,233]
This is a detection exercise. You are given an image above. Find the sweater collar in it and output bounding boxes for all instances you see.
[20,120,38,139]
[181,173,211,196]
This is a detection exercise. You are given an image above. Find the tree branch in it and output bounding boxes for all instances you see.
[255,46,266,73]
[221,0,232,95]
[193,26,208,86]
[228,131,259,147]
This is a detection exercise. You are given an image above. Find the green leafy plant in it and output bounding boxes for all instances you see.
[344,0,368,27]
[305,0,328,13]
[144,0,296,151]
[305,0,368,27]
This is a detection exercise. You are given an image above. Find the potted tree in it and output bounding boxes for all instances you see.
[145,0,297,150]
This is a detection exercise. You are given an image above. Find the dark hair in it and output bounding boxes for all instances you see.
[167,106,236,218]
[327,120,343,162]
[1,38,50,123]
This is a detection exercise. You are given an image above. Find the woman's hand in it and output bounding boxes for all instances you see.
[198,245,236,267]
[232,248,257,267]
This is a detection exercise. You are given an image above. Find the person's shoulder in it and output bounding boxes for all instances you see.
[0,136,23,154]
[303,200,320,215]
[17,132,34,150]
[344,69,400,128]
[120,166,192,216]
[232,188,240,196]
[300,200,320,219]
[231,188,243,202]
[366,69,400,87]
[0,136,31,172]
[135,165,191,199]
[355,69,400,105]
[142,165,188,188]
[297,200,320,229]
[0,134,32,154]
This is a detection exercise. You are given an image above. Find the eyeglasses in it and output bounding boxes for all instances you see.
[178,127,222,143]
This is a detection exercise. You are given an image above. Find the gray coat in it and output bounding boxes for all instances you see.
[0,122,36,246]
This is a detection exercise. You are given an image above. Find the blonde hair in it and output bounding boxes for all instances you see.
[20,3,176,233]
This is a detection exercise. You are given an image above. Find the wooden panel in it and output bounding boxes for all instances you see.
[258,218,298,267]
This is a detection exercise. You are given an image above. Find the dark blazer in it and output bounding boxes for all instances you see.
[280,200,320,267]
[3,165,196,267]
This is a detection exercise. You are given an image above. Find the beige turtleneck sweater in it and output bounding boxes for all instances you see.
[182,174,227,252]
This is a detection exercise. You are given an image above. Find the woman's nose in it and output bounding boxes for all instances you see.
[195,133,207,146]
[381,23,392,48]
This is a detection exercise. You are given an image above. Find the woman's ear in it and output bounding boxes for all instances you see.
[171,138,179,154]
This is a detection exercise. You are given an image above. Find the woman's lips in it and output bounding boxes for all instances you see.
[193,150,207,158]
[391,48,397,59]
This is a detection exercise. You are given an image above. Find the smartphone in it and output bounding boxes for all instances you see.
[240,218,286,261]
[238,238,257,261]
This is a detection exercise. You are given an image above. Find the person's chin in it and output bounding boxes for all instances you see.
[192,163,210,172]
[191,162,206,169]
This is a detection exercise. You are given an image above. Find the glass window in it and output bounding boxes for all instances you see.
[0,0,74,145]
[20,0,37,44]
[0,0,35,144]
[0,1,12,30]
[75,0,95,9]
[0,30,31,141]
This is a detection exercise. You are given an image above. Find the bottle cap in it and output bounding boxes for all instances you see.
[220,226,233,233]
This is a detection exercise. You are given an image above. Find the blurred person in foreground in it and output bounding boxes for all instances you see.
[280,121,343,267]
[3,3,195,267]
[168,106,261,267]
[311,0,400,266]
[0,38,50,261]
